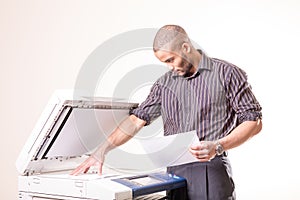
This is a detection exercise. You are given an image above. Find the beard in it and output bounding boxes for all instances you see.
[182,63,194,77]
[179,52,194,77]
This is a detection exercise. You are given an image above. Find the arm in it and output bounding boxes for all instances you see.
[190,64,262,161]
[219,119,262,151]
[189,119,262,161]
[71,115,146,175]
[71,81,161,175]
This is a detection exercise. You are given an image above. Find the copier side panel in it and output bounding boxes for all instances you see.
[19,173,133,200]
[21,175,87,198]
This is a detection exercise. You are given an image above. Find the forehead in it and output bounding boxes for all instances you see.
[154,49,181,61]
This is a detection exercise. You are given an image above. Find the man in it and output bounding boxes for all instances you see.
[71,25,262,199]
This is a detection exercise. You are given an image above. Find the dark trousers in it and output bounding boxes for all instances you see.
[167,155,235,200]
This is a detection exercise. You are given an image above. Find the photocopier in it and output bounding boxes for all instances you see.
[16,90,186,200]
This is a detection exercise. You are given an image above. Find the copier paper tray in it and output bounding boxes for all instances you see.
[16,90,186,200]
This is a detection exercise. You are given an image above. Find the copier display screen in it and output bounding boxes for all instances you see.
[131,176,163,186]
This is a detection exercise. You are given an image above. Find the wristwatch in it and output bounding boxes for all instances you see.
[215,141,224,156]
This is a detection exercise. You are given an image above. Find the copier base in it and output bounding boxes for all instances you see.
[18,191,167,200]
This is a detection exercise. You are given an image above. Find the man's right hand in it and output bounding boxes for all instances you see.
[70,154,104,176]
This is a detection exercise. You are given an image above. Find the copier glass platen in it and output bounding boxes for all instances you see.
[16,90,186,200]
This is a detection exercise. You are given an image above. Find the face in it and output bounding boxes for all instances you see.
[154,48,195,77]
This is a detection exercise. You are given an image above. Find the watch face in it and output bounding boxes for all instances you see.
[216,144,224,155]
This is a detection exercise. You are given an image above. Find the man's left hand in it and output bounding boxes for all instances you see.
[189,141,216,162]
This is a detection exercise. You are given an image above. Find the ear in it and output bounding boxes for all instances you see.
[182,42,191,53]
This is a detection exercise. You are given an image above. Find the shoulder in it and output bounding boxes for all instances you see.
[211,58,236,71]
[154,71,174,86]
[211,57,247,81]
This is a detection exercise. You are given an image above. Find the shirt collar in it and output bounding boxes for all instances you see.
[197,50,213,72]
[171,49,213,79]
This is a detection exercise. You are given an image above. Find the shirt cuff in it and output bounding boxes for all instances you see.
[238,111,262,124]
[129,108,151,126]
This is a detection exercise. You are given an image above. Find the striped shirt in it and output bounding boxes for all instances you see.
[130,51,262,141]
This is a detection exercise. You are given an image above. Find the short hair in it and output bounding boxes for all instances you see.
[153,25,191,52]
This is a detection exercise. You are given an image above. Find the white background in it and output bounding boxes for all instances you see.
[1,0,300,199]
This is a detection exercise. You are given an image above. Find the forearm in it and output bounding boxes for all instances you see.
[219,119,262,151]
[92,115,146,158]
[71,115,146,175]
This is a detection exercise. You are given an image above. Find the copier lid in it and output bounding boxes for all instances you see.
[16,90,138,175]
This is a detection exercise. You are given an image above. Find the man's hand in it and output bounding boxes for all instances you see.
[70,154,104,176]
[189,141,217,162]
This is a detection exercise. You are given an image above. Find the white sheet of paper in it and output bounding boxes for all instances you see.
[139,130,200,167]
[105,130,200,172]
